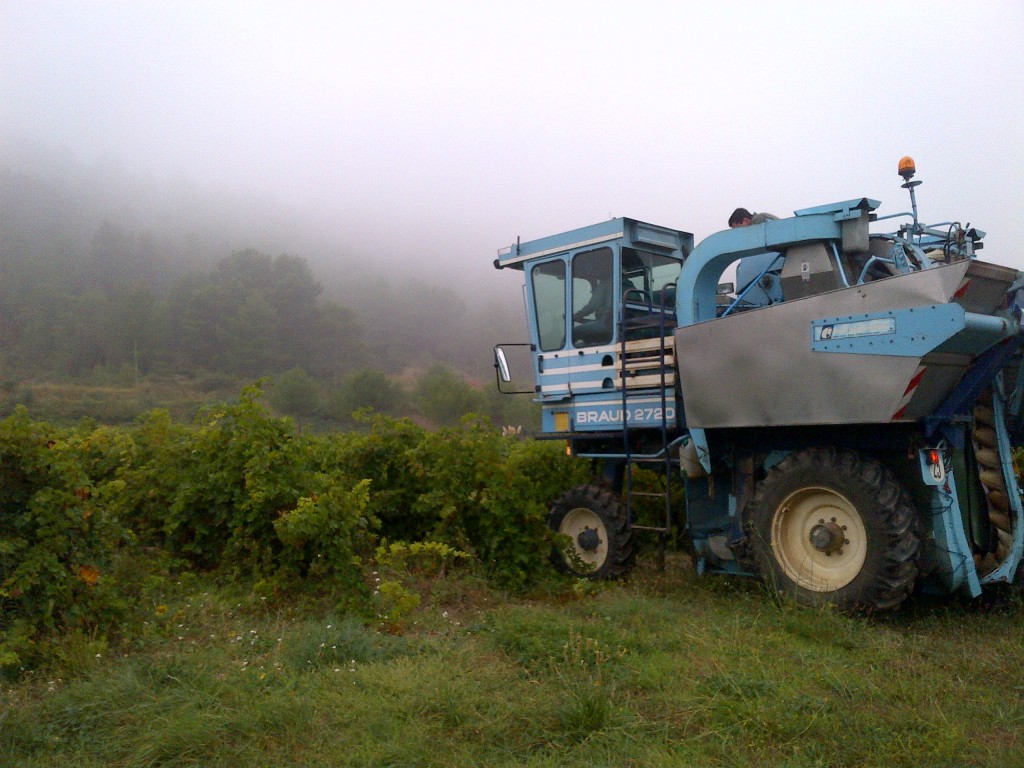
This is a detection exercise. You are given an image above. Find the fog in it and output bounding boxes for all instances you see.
[3,0,1023,305]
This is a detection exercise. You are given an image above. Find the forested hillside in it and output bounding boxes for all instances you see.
[0,154,529,427]
[1,239,366,379]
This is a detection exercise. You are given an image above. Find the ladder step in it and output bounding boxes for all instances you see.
[624,319,678,331]
[630,491,669,498]
[621,363,672,374]
[631,524,670,533]
[621,349,673,359]
[620,357,672,368]
[616,373,674,389]
[623,337,676,353]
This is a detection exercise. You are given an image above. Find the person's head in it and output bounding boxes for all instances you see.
[728,208,753,228]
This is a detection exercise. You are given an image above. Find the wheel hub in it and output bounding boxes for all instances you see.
[577,527,601,551]
[770,487,867,592]
[559,506,611,572]
[809,519,846,555]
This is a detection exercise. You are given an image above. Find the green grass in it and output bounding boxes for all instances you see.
[3,554,1023,767]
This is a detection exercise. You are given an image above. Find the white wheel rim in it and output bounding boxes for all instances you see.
[771,487,867,592]
[559,507,608,571]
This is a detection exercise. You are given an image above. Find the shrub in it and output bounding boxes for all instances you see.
[0,394,596,673]
[116,409,191,547]
[318,416,432,543]
[162,384,309,574]
[0,408,137,672]
[274,477,376,593]
[409,418,589,588]
[374,540,470,578]
[371,540,471,627]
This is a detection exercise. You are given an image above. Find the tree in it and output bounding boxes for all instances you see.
[301,301,367,378]
[222,292,282,376]
[327,368,403,425]
[269,367,320,433]
[166,250,365,379]
[414,364,485,427]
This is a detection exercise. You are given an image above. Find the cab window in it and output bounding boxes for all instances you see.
[622,249,681,307]
[571,247,614,347]
[531,260,566,351]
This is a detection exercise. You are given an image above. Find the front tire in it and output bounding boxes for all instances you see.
[548,484,634,579]
[747,448,920,613]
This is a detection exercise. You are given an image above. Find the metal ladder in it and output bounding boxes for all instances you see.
[619,287,678,565]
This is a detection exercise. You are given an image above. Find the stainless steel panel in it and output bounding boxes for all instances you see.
[904,353,974,420]
[780,243,841,300]
[955,260,1020,314]
[674,261,975,428]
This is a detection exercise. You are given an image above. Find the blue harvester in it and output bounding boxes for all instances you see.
[494,158,1024,611]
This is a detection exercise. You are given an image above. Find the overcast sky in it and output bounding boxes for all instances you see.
[2,0,1023,294]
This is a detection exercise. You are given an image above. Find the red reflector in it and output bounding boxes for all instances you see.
[927,449,941,465]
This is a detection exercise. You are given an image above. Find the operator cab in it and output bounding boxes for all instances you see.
[494,218,693,432]
[496,218,693,357]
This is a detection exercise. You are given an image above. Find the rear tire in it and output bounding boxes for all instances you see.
[549,484,634,579]
[747,448,920,613]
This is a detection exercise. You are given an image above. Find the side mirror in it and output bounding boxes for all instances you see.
[493,343,536,394]
[494,347,512,383]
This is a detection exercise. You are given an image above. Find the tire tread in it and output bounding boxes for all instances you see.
[549,483,635,579]
[747,448,921,613]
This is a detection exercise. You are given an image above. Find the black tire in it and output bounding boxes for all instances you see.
[548,484,635,579]
[746,448,921,613]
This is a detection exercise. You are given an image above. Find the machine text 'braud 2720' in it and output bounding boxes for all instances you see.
[493,158,1024,612]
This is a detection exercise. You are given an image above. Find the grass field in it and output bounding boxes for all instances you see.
[2,373,252,425]
[2,552,1022,768]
